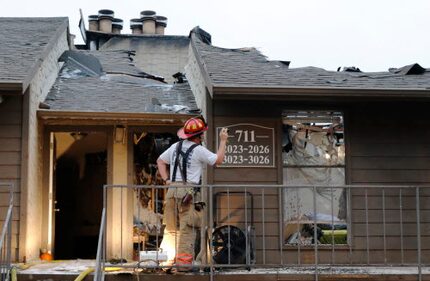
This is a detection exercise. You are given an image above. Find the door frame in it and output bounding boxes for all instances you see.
[41,125,112,257]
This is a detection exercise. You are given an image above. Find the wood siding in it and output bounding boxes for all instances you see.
[212,116,281,264]
[211,100,430,265]
[0,95,22,260]
[348,102,430,264]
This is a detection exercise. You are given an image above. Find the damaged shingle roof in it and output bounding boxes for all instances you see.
[0,17,68,86]
[59,50,163,80]
[44,50,197,114]
[191,31,430,91]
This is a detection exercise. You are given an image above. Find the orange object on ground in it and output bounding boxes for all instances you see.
[40,251,53,261]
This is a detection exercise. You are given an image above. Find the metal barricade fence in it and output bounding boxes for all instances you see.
[0,182,13,281]
[94,184,427,281]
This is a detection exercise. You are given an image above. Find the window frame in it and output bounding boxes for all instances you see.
[281,110,349,247]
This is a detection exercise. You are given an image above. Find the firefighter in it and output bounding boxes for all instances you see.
[157,116,228,271]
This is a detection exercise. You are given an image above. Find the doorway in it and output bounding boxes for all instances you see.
[53,131,107,259]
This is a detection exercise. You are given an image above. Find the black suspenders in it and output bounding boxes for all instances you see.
[172,140,200,183]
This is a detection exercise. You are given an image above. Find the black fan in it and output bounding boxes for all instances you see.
[212,225,247,264]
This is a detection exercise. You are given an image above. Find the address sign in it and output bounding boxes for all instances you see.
[216,123,275,168]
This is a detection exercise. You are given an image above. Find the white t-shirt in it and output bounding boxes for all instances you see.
[159,140,217,184]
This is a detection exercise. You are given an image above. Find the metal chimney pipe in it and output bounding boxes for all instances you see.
[98,9,114,33]
[130,19,143,34]
[155,16,167,35]
[88,15,99,31]
[140,10,156,35]
[112,18,123,34]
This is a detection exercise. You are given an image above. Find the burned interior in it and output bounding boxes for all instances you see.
[282,111,347,245]
[132,132,177,258]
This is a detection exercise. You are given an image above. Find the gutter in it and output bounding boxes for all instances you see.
[0,81,23,94]
[37,110,195,126]
[212,85,430,98]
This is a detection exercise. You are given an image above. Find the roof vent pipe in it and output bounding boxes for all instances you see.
[98,9,114,33]
[130,19,143,34]
[88,15,99,31]
[112,18,123,34]
[140,10,156,35]
[155,16,167,35]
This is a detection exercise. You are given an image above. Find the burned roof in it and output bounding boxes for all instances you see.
[190,28,430,94]
[0,17,68,90]
[44,50,197,114]
[99,35,190,84]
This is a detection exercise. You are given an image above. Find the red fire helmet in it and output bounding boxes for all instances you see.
[177,116,208,139]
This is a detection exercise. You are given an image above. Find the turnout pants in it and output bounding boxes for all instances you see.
[160,183,202,266]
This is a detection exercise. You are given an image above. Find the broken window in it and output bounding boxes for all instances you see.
[282,111,347,245]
